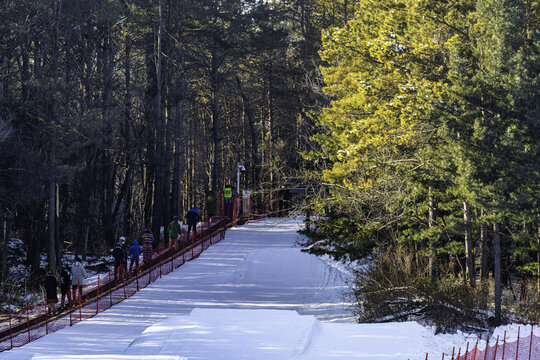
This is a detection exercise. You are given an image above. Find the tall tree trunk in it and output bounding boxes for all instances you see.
[210,48,221,193]
[103,30,115,246]
[464,200,474,287]
[172,99,185,218]
[480,209,488,280]
[1,213,8,281]
[152,0,166,241]
[235,76,259,189]
[537,215,540,293]
[428,187,435,280]
[479,209,488,309]
[48,177,56,272]
[493,222,501,325]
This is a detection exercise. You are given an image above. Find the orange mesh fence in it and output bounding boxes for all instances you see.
[0,214,232,352]
[428,327,540,360]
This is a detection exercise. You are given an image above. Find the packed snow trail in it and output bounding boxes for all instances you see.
[0,218,468,360]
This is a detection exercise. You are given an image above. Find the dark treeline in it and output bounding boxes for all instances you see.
[0,0,353,279]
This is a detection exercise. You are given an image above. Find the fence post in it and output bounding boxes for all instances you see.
[191,231,194,259]
[8,306,13,349]
[515,326,520,360]
[109,270,113,308]
[502,331,507,360]
[26,302,30,343]
[78,285,82,321]
[182,232,186,264]
[160,261,162,279]
[483,336,489,360]
[472,338,478,360]
[122,276,127,299]
[136,270,140,291]
[529,326,533,360]
[233,198,237,227]
[493,335,499,360]
[465,342,469,359]
[69,297,72,326]
[426,353,428,360]
[95,275,100,314]
[456,347,461,360]
[44,293,49,335]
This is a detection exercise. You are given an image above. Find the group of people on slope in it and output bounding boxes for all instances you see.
[42,206,202,315]
[112,235,147,281]
[43,257,87,315]
[167,206,200,251]
[113,206,200,280]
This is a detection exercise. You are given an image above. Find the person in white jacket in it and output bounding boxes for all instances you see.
[71,257,87,305]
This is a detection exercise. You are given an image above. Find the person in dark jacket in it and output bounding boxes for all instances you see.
[186,206,200,235]
[128,239,142,273]
[60,268,72,309]
[113,237,126,281]
[44,270,58,314]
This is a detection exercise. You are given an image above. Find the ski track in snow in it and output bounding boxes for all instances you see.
[0,217,493,360]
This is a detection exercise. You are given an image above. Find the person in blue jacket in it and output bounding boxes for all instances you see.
[186,206,201,235]
[129,239,142,273]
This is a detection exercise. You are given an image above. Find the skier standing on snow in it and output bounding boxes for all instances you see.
[168,216,182,251]
[113,237,126,281]
[129,239,142,274]
[44,270,58,315]
[71,257,86,305]
[186,206,200,235]
[60,267,72,309]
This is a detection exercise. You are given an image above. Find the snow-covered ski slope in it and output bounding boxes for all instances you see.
[1,218,468,360]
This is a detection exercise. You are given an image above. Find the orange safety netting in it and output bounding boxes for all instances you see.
[428,327,540,360]
[0,216,229,352]
[0,194,286,353]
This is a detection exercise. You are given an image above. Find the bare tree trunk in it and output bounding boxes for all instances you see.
[480,209,488,280]
[172,99,185,217]
[83,225,89,261]
[479,209,488,309]
[48,177,56,272]
[493,222,501,325]
[0,54,7,101]
[210,49,221,193]
[235,76,259,189]
[1,213,7,281]
[464,200,474,287]
[55,183,62,270]
[153,0,165,239]
[428,187,435,280]
[537,215,540,293]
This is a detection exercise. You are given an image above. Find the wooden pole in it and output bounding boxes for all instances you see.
[529,326,534,360]
[109,270,113,308]
[78,285,82,321]
[8,306,13,349]
[483,336,489,360]
[26,303,30,343]
[96,275,100,314]
[493,335,499,360]
[502,331,507,360]
[516,326,520,360]
[45,294,49,334]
